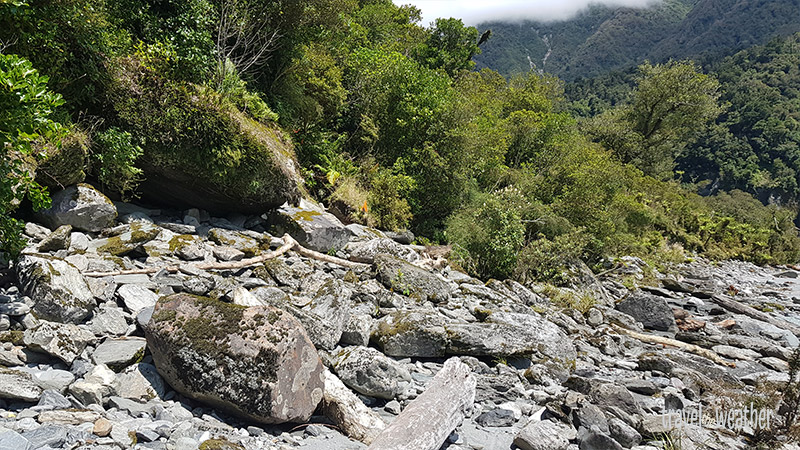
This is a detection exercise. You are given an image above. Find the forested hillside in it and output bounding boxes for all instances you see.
[2,0,800,284]
[474,0,800,80]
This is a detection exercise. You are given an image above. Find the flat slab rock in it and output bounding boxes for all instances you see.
[144,293,325,424]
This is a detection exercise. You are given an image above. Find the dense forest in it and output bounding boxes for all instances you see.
[474,0,800,80]
[2,0,800,284]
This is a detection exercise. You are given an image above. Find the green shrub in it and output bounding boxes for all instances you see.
[367,167,414,232]
[92,127,143,199]
[0,54,64,259]
[447,189,526,280]
[515,230,591,285]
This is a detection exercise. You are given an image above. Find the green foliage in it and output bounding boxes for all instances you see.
[680,34,800,201]
[414,18,481,77]
[0,54,63,258]
[586,60,722,178]
[92,127,143,200]
[0,0,131,113]
[515,230,591,285]
[447,189,526,280]
[214,60,278,123]
[366,166,414,232]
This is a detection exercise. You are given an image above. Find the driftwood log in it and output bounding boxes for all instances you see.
[710,294,800,337]
[610,324,736,368]
[367,357,476,450]
[322,369,386,445]
[82,234,368,277]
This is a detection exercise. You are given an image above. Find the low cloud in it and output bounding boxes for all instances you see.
[394,0,661,25]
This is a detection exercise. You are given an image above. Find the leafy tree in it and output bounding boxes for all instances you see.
[1,54,64,258]
[586,60,722,178]
[414,18,481,77]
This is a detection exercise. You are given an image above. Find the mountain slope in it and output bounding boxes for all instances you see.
[473,0,800,79]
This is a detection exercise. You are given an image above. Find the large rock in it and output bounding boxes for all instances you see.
[373,311,449,357]
[110,58,303,214]
[446,312,577,362]
[348,238,419,263]
[333,346,411,399]
[116,284,159,316]
[144,293,324,424]
[35,183,117,232]
[23,321,94,364]
[16,254,95,324]
[615,292,676,332]
[0,368,43,402]
[514,419,575,450]
[267,199,350,253]
[92,337,147,371]
[290,280,351,350]
[375,254,451,303]
[88,222,161,256]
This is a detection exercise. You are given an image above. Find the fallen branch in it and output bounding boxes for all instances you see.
[322,369,386,445]
[610,323,735,368]
[709,295,800,338]
[82,234,368,277]
[367,357,476,450]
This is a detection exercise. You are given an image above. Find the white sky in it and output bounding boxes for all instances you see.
[393,0,660,25]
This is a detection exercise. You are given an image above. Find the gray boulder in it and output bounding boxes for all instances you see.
[117,284,159,316]
[267,199,350,253]
[145,293,324,424]
[615,292,676,332]
[449,312,578,362]
[333,346,411,399]
[0,430,32,450]
[35,183,117,232]
[0,369,43,402]
[92,337,147,371]
[348,238,419,263]
[38,225,72,252]
[208,228,265,257]
[16,254,95,324]
[375,254,451,303]
[294,280,351,350]
[374,311,449,357]
[23,321,94,364]
[514,420,574,450]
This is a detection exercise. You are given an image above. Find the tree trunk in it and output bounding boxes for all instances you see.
[322,369,386,445]
[367,357,476,450]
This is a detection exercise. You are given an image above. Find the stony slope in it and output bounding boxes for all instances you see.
[1,183,800,449]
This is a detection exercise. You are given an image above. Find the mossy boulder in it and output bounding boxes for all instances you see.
[16,254,95,324]
[89,222,161,256]
[34,128,90,189]
[144,293,324,424]
[109,57,303,214]
[35,184,117,232]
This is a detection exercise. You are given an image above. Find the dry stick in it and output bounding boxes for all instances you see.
[610,323,736,368]
[709,294,800,338]
[82,234,367,278]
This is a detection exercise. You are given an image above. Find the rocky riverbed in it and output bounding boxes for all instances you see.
[2,183,800,449]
